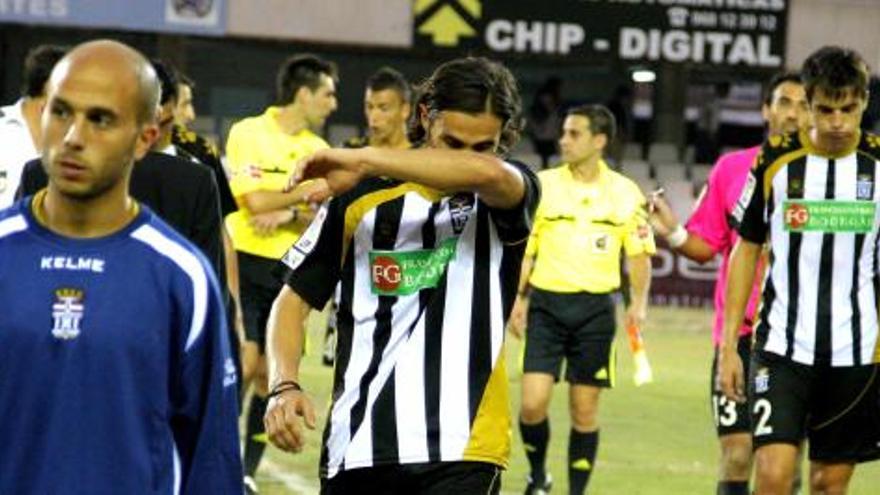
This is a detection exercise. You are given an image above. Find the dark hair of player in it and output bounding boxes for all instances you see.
[275,54,338,106]
[21,45,68,98]
[802,46,869,102]
[567,104,617,144]
[409,57,524,155]
[150,59,179,105]
[366,67,411,104]
[762,71,803,106]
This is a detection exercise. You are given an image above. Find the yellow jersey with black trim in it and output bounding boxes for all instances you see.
[526,159,655,293]
[734,129,880,367]
[224,106,329,259]
[275,161,540,478]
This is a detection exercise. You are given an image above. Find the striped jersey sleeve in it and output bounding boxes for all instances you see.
[278,193,347,309]
[733,151,771,243]
[484,160,540,244]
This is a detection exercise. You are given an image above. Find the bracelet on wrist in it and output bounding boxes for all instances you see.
[268,380,303,399]
[666,224,688,248]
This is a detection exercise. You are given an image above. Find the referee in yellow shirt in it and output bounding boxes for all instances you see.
[225,54,338,494]
[509,104,654,495]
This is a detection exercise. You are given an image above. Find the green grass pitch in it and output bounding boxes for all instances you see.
[252,306,880,494]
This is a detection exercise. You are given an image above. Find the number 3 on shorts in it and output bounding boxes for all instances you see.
[753,398,774,436]
[712,394,738,427]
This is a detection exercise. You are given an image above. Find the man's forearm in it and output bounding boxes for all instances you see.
[241,183,317,214]
[518,255,534,295]
[721,239,761,351]
[675,233,717,264]
[627,254,652,312]
[266,286,311,387]
[293,208,316,228]
[221,227,243,340]
[359,148,525,209]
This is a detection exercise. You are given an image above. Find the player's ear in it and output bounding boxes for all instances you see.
[595,133,608,151]
[134,122,159,161]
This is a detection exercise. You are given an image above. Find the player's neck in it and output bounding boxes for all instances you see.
[37,186,138,239]
[153,132,173,152]
[370,129,411,149]
[276,105,309,136]
[808,127,861,157]
[21,97,44,151]
[569,156,601,183]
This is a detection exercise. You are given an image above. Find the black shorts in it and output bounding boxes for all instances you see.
[749,350,880,463]
[710,334,752,436]
[321,461,501,495]
[238,252,283,353]
[523,288,616,387]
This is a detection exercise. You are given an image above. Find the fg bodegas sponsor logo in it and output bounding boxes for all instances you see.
[782,200,876,234]
[369,238,458,296]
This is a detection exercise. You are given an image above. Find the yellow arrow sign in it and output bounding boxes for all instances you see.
[414,0,479,16]
[458,0,481,18]
[417,4,476,46]
[414,0,438,15]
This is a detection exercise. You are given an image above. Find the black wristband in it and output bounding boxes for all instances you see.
[268,380,303,399]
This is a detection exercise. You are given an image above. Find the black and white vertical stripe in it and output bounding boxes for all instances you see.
[757,152,880,366]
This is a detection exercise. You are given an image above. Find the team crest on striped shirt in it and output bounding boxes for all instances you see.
[448,193,475,234]
[51,288,84,340]
[857,174,873,200]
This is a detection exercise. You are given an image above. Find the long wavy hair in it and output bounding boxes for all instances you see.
[408,57,524,155]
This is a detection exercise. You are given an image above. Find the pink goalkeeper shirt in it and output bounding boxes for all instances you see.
[686,146,764,346]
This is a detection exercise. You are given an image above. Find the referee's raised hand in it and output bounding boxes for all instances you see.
[264,387,317,454]
[646,188,677,237]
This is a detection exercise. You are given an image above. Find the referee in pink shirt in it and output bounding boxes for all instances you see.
[648,72,809,495]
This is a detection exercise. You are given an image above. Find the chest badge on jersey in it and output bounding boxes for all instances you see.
[787,178,803,197]
[448,193,475,234]
[590,233,609,253]
[857,174,874,200]
[51,288,84,340]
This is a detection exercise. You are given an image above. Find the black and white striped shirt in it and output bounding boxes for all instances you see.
[735,131,880,367]
[278,161,539,478]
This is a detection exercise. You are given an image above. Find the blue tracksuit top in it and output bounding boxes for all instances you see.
[0,198,243,495]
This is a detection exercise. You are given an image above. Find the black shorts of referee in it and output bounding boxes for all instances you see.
[523,287,616,387]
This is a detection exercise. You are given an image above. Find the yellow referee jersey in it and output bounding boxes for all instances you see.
[526,159,655,293]
[225,106,329,259]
